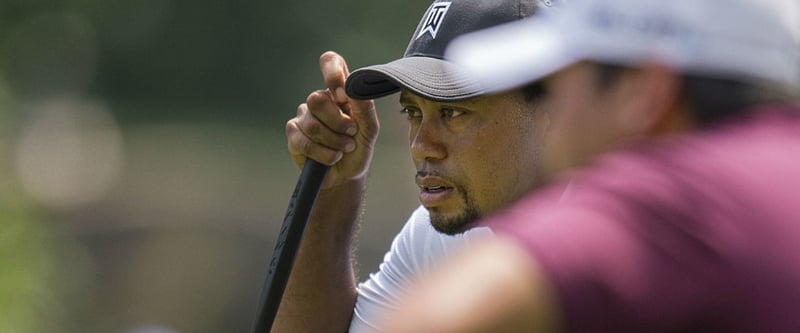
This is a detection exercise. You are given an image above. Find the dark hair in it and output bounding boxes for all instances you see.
[521,80,548,104]
[593,63,629,88]
[591,63,797,125]
[681,75,797,124]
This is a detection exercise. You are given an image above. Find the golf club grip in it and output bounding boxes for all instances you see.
[250,159,330,333]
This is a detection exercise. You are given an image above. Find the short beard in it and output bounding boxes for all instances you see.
[429,193,481,235]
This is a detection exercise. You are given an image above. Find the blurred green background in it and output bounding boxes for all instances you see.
[0,0,430,332]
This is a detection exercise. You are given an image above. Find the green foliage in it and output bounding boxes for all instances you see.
[0,0,433,124]
[0,1,433,331]
[0,175,90,333]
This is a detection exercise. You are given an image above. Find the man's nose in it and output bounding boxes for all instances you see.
[410,121,447,162]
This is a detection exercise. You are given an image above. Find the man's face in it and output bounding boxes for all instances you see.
[400,89,549,235]
[536,62,635,182]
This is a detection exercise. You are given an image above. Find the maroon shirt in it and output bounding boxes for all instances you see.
[488,106,800,332]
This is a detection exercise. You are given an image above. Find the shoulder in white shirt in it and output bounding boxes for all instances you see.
[349,206,494,332]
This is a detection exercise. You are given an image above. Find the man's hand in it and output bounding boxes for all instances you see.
[286,51,379,190]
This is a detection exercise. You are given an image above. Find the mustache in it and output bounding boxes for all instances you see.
[415,171,442,178]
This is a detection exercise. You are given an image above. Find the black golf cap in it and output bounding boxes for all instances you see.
[345,0,555,102]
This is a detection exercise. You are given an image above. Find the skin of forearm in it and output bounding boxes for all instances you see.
[272,175,367,333]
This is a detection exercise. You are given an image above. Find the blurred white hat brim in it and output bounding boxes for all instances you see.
[446,0,800,92]
[446,19,577,93]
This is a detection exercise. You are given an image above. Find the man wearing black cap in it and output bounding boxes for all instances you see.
[280,0,558,331]
[385,0,800,332]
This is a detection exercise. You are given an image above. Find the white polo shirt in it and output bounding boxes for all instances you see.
[348,206,494,332]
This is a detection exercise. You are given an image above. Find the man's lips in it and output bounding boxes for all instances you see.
[416,175,456,206]
[416,174,454,190]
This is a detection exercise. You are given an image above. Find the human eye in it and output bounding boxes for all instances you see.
[441,108,465,119]
[400,106,422,120]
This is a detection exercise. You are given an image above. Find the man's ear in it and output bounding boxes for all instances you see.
[612,62,686,137]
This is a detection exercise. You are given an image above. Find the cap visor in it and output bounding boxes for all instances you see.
[345,56,485,102]
[445,17,576,93]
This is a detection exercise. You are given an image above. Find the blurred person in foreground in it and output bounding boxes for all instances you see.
[279,0,562,331]
[385,0,800,332]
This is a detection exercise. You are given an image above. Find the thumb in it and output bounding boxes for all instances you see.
[319,51,350,106]
[319,51,378,140]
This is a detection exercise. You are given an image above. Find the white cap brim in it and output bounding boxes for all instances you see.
[448,0,800,91]
[445,17,577,93]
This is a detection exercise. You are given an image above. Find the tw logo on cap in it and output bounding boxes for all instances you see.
[416,2,452,40]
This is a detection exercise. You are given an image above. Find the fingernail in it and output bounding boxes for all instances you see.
[346,126,357,136]
[345,142,356,152]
